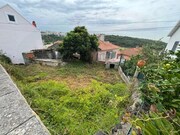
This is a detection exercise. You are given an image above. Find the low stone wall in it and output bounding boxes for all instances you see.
[118,66,131,85]
[0,64,50,135]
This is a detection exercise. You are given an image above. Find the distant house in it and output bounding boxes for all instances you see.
[117,47,142,63]
[166,20,180,52]
[105,47,142,69]
[0,4,43,64]
[97,35,120,62]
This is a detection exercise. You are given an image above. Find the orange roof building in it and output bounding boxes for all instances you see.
[117,47,142,60]
[97,40,120,62]
[98,40,120,51]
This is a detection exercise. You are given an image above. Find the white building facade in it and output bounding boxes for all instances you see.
[0,4,43,64]
[166,21,180,52]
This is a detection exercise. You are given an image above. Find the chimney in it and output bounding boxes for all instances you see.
[32,21,37,27]
[99,34,105,41]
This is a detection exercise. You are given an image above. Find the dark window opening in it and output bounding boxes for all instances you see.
[172,41,179,52]
[110,64,115,68]
[8,15,15,22]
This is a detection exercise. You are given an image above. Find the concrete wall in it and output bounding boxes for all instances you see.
[0,5,43,64]
[166,27,180,52]
[0,64,50,135]
[98,51,106,61]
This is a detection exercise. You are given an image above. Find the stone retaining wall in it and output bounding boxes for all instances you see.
[0,64,50,135]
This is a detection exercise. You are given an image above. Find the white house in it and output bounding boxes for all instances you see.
[0,4,43,64]
[166,20,180,52]
[97,34,120,62]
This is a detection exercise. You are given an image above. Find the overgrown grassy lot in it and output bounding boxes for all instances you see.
[2,61,129,135]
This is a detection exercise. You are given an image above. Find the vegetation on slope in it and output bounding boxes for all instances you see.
[105,35,166,50]
[2,62,130,135]
[121,45,165,76]
[130,51,180,134]
[42,34,64,44]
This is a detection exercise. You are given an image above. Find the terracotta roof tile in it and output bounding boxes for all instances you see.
[98,40,120,51]
[118,47,142,58]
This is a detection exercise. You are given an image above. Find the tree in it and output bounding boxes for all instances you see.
[59,26,98,62]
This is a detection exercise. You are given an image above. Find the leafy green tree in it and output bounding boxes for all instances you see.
[60,26,98,62]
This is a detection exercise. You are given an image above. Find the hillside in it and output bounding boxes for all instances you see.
[42,34,64,44]
[105,35,167,50]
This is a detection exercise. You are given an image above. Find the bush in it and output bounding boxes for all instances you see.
[131,112,179,135]
[132,51,180,135]
[140,51,180,111]
[0,54,11,64]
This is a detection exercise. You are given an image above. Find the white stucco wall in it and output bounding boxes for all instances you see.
[98,51,106,62]
[98,49,119,62]
[0,5,43,64]
[166,27,180,52]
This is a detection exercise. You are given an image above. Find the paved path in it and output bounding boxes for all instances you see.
[0,64,50,135]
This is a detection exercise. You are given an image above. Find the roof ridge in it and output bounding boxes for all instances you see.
[0,4,40,32]
[168,20,180,37]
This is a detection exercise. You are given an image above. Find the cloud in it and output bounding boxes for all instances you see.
[0,0,179,41]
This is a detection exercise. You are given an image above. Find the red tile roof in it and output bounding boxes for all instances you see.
[98,40,120,51]
[118,47,142,59]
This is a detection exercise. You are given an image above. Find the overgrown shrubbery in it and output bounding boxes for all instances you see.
[131,51,180,134]
[18,80,129,134]
[4,62,127,135]
[122,45,165,76]
[121,55,141,76]
[131,112,179,135]
[140,51,180,112]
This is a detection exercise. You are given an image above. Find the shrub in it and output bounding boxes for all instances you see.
[140,51,180,111]
[131,112,179,135]
[0,53,11,64]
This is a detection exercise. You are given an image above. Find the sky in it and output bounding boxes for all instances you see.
[0,0,180,42]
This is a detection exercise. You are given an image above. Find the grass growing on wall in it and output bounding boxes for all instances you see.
[2,62,129,135]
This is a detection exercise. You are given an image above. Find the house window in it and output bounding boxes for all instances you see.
[111,52,116,59]
[7,14,16,22]
[106,52,110,59]
[172,41,179,52]
[106,51,116,59]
